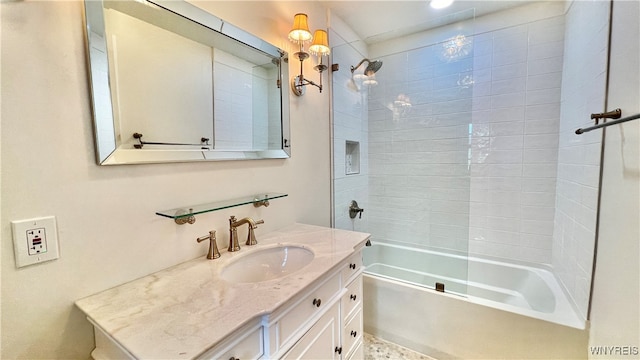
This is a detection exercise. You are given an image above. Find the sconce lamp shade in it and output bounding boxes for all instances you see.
[288,13,312,43]
[309,29,330,56]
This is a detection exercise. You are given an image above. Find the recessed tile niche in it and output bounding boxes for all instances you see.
[345,140,360,175]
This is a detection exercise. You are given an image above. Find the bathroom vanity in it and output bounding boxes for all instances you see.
[75,224,369,359]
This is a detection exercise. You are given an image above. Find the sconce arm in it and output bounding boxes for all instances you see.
[291,74,323,96]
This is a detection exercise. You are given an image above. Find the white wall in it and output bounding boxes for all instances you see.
[0,1,330,358]
[589,0,640,356]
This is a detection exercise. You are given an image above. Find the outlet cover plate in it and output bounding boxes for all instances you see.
[11,216,60,268]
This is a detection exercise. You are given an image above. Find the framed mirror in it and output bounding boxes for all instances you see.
[83,0,290,165]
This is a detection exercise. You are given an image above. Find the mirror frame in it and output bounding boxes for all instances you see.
[83,0,291,165]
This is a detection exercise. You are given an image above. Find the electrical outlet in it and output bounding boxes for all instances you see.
[11,216,60,268]
[27,228,47,255]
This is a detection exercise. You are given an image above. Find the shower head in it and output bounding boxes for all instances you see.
[351,58,383,76]
[364,60,383,75]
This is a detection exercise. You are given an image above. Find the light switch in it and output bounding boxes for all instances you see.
[11,216,60,268]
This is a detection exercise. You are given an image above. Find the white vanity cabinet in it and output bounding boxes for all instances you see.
[280,302,341,359]
[197,318,264,360]
[206,250,365,360]
[76,224,370,360]
[340,253,364,360]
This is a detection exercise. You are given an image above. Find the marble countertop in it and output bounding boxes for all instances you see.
[75,223,370,359]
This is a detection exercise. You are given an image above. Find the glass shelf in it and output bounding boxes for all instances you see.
[156,193,288,221]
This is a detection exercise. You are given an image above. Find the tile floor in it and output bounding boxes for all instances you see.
[363,333,435,360]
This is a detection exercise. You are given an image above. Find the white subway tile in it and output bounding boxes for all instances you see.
[492,63,527,81]
[486,216,521,232]
[521,205,556,221]
[524,134,560,149]
[526,72,563,91]
[487,177,522,191]
[528,56,564,75]
[521,191,556,207]
[524,118,560,135]
[523,148,559,164]
[491,92,526,109]
[473,54,493,70]
[489,107,525,124]
[518,246,552,264]
[491,77,527,95]
[490,135,524,150]
[526,88,562,106]
[487,203,522,219]
[521,233,553,250]
[521,219,554,236]
[490,121,525,136]
[523,163,558,178]
[528,40,564,61]
[526,103,561,120]
[484,149,524,164]
[471,163,523,177]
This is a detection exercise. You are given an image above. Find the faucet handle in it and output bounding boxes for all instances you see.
[246,219,264,246]
[253,219,265,228]
[197,230,220,260]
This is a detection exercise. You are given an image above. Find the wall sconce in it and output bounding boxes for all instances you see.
[288,13,330,96]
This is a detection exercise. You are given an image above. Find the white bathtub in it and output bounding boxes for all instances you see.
[363,242,589,359]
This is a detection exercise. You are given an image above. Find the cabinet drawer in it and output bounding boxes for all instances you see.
[342,307,362,358]
[281,302,340,360]
[341,275,362,322]
[276,272,341,350]
[201,325,263,360]
[341,252,363,284]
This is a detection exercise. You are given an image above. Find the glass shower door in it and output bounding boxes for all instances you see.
[330,27,473,297]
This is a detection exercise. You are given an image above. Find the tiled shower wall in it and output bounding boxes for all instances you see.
[331,27,370,232]
[333,2,606,320]
[468,15,566,264]
[366,11,566,261]
[553,0,609,320]
[367,39,474,253]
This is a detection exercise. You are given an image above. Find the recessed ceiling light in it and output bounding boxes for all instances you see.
[430,0,454,9]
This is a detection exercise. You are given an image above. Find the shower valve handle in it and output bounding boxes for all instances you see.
[349,200,364,219]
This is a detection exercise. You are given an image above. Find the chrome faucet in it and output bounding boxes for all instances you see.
[228,216,264,252]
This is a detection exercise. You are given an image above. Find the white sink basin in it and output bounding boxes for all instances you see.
[220,245,314,283]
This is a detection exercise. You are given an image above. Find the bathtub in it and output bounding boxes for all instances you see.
[363,242,589,359]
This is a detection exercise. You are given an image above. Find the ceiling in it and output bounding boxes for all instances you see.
[320,0,541,44]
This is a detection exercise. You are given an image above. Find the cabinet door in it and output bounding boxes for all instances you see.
[345,339,364,360]
[281,302,340,360]
[342,307,362,357]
